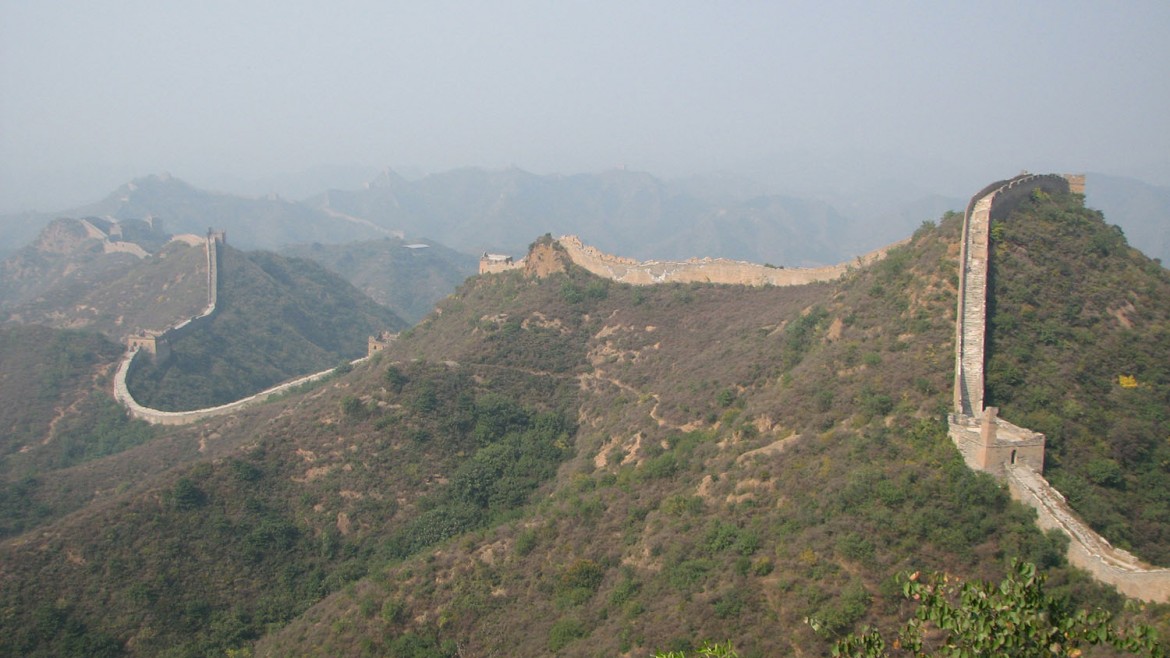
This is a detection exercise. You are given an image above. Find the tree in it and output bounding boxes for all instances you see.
[832,561,1162,657]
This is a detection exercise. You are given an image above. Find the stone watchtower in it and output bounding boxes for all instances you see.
[127,331,171,364]
[368,331,399,357]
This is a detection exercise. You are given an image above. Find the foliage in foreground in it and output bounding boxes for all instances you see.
[653,640,739,657]
[833,561,1163,658]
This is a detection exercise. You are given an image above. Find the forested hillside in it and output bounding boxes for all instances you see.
[0,326,154,538]
[2,193,1168,657]
[984,189,1170,563]
[125,247,406,411]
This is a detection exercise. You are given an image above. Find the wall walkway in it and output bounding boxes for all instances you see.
[948,174,1170,602]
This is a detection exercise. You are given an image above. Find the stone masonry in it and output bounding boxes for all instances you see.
[948,173,1170,602]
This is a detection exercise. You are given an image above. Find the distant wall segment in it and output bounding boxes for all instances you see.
[113,228,373,426]
[113,349,361,426]
[557,235,903,287]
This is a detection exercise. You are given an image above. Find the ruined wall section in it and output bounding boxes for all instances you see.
[557,235,902,287]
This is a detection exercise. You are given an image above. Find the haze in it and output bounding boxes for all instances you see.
[2,1,1169,212]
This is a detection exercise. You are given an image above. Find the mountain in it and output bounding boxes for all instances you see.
[0,174,391,256]
[312,167,874,266]
[124,246,406,411]
[3,168,1167,272]
[2,186,1166,656]
[280,237,478,325]
[0,218,210,336]
[70,174,391,249]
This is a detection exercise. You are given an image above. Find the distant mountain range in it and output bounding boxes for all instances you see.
[1,168,1166,266]
[1085,172,1170,265]
[280,238,477,325]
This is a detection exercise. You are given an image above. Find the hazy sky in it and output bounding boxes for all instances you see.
[2,1,1169,210]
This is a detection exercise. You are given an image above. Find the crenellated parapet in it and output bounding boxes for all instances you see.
[948,174,1170,602]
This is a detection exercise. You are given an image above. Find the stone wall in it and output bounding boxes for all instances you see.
[112,229,376,427]
[116,231,222,415]
[948,174,1170,602]
[557,235,902,287]
[114,350,360,426]
[952,173,1073,418]
[1007,465,1170,602]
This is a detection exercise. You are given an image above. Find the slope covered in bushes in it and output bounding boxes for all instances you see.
[3,197,1167,657]
[985,189,1170,563]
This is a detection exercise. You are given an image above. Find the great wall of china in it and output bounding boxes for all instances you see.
[113,178,1170,599]
[111,230,365,426]
[481,235,903,286]
[948,173,1170,602]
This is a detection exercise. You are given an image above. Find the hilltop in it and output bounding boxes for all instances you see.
[0,218,209,337]
[1,187,1168,657]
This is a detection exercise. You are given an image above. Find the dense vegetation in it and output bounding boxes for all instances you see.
[3,192,1169,656]
[125,247,405,410]
[836,561,1163,657]
[0,326,155,538]
[985,189,1170,563]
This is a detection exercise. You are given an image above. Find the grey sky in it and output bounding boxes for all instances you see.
[2,1,1169,210]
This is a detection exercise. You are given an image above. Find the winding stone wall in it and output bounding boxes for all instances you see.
[114,231,224,423]
[113,350,360,426]
[113,228,370,426]
[949,174,1170,602]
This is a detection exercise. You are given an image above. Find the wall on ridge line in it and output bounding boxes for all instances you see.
[949,173,1170,602]
[952,174,1072,418]
[557,235,902,287]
